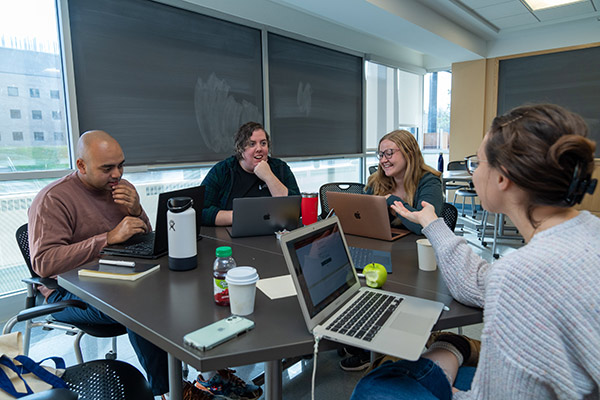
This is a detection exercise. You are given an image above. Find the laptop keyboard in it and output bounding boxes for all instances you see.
[349,246,376,269]
[326,291,403,342]
[117,240,154,255]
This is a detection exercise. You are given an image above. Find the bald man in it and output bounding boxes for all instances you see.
[28,130,168,396]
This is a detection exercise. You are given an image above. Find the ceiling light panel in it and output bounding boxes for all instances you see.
[524,0,587,11]
[533,0,596,20]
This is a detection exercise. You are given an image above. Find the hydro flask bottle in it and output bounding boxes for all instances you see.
[166,196,197,271]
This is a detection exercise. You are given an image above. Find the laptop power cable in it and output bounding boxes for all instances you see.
[311,334,322,400]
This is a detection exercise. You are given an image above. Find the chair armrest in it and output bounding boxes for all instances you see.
[22,277,59,290]
[16,300,88,322]
[19,388,78,400]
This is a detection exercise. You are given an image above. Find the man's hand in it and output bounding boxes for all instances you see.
[112,180,142,217]
[253,160,274,182]
[106,216,148,245]
[390,200,438,230]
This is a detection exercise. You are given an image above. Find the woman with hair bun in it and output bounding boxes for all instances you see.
[351,104,599,400]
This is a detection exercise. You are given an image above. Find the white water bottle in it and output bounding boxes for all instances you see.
[167,197,197,271]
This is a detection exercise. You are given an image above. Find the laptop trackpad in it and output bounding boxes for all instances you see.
[390,313,434,335]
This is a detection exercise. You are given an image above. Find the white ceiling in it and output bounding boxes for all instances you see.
[182,0,600,70]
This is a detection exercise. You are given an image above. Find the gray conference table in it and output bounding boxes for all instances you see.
[441,170,472,192]
[58,227,482,400]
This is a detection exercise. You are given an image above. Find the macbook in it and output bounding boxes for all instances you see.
[326,192,410,241]
[227,196,301,238]
[279,216,444,360]
[101,185,205,259]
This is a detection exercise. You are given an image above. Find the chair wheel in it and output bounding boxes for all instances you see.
[493,254,500,259]
[482,242,487,247]
[105,351,117,360]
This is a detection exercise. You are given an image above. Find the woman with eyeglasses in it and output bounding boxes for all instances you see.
[365,129,443,235]
[340,130,443,372]
[350,104,599,400]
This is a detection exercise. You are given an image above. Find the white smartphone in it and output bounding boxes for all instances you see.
[183,316,255,351]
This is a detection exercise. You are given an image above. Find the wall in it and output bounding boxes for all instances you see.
[448,59,486,161]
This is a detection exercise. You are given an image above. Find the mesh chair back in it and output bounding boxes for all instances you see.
[16,224,38,278]
[441,202,458,231]
[62,360,153,400]
[319,182,365,219]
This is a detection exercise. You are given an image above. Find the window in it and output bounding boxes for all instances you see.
[422,71,451,151]
[31,110,42,120]
[53,131,63,141]
[1,0,70,302]
[34,132,45,141]
[10,110,21,119]
[365,61,423,150]
[52,111,60,120]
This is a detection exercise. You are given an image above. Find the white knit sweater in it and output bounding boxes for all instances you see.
[423,211,600,399]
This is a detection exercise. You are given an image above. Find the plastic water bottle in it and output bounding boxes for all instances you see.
[213,246,236,306]
[437,153,444,173]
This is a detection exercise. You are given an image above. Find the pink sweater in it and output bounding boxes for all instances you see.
[28,171,150,297]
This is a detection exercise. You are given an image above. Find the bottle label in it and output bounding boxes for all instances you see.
[214,278,229,305]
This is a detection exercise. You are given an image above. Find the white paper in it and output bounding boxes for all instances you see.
[256,275,297,300]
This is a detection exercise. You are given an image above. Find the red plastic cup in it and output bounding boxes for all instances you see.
[301,193,318,226]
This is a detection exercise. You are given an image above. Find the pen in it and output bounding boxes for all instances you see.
[99,259,136,267]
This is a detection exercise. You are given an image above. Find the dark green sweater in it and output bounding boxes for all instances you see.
[200,156,300,226]
[367,172,443,235]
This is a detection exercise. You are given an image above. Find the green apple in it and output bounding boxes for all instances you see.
[362,263,387,288]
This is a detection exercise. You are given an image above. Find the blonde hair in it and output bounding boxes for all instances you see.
[365,130,440,207]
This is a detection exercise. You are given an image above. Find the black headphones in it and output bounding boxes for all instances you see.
[564,164,598,206]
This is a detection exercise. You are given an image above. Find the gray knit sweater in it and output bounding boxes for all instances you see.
[423,211,600,399]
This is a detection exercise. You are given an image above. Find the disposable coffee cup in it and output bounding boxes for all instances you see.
[416,238,437,271]
[225,267,260,316]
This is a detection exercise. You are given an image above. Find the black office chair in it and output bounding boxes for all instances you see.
[5,224,127,363]
[440,202,458,232]
[20,360,153,400]
[318,182,365,219]
[368,165,378,175]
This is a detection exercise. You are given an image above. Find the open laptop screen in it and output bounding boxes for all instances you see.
[284,222,356,318]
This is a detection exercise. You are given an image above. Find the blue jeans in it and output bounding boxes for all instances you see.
[350,358,476,400]
[48,287,169,395]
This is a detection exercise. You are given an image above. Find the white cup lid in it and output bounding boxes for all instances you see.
[226,266,259,285]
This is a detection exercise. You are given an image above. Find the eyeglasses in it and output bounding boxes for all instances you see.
[465,155,485,175]
[376,148,400,160]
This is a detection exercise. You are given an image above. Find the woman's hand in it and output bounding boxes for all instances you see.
[391,201,438,230]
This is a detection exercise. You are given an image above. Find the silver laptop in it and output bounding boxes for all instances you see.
[279,216,444,360]
[326,192,411,241]
[227,196,301,238]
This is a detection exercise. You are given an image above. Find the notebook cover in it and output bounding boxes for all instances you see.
[78,262,160,281]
